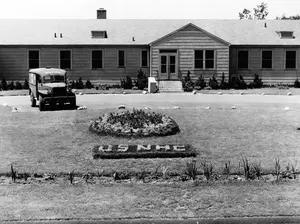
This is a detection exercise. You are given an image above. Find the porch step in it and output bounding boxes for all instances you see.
[158,81,183,92]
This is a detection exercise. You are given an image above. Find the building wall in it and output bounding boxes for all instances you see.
[230,46,300,84]
[0,45,150,84]
[151,25,230,82]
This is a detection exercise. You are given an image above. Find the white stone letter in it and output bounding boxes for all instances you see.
[156,145,171,151]
[117,144,129,152]
[173,145,186,151]
[98,145,113,152]
[137,145,152,151]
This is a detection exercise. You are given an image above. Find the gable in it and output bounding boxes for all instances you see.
[179,24,200,32]
[150,23,230,46]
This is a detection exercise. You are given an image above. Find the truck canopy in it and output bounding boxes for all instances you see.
[29,68,66,77]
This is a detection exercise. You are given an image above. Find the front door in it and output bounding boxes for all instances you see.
[159,54,177,80]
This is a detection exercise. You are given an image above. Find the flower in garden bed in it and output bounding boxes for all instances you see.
[89,108,180,137]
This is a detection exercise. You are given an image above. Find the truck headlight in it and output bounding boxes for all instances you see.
[47,89,53,94]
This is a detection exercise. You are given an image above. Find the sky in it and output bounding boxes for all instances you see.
[0,0,299,19]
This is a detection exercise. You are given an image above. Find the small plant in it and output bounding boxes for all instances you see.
[71,80,76,89]
[8,81,15,90]
[22,172,29,181]
[15,81,23,90]
[182,71,194,92]
[219,72,229,90]
[194,75,206,89]
[208,74,219,89]
[10,165,17,183]
[185,160,197,180]
[83,172,93,184]
[294,78,300,88]
[113,172,119,181]
[136,69,148,90]
[241,156,251,180]
[275,158,281,181]
[162,166,169,179]
[252,162,262,179]
[252,74,263,88]
[1,77,8,90]
[150,165,161,179]
[223,161,231,178]
[201,160,214,181]
[120,76,133,89]
[85,80,93,89]
[69,170,75,184]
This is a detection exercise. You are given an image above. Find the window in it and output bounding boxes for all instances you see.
[91,50,103,69]
[194,50,215,69]
[280,31,293,39]
[286,50,296,69]
[237,50,249,69]
[118,50,125,67]
[205,50,214,69]
[194,50,203,69]
[262,50,272,69]
[141,50,148,67]
[28,50,39,69]
[91,31,107,38]
[60,50,71,69]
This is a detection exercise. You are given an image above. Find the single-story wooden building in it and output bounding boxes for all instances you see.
[0,9,300,91]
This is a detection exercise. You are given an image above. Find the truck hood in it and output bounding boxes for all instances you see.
[43,83,66,88]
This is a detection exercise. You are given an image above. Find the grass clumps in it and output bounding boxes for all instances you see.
[89,109,180,137]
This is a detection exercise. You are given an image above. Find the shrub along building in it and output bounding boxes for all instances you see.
[0,9,300,91]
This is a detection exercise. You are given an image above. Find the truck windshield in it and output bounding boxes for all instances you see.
[43,75,65,83]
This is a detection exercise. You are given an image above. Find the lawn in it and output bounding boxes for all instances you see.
[1,96,300,175]
[1,94,300,220]
[1,181,300,221]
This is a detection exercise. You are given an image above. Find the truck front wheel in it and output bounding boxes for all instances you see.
[30,93,36,107]
[39,96,45,111]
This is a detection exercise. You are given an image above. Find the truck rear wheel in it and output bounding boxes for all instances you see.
[39,96,45,111]
[71,98,76,109]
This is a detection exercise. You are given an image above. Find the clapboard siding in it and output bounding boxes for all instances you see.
[0,48,28,80]
[0,46,150,83]
[151,26,229,81]
[230,47,300,84]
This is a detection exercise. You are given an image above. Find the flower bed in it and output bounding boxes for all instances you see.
[89,109,180,137]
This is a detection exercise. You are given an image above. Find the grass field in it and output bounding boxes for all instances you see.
[1,181,300,221]
[1,94,300,220]
[1,96,300,175]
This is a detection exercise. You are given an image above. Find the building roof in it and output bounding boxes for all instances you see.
[0,19,300,46]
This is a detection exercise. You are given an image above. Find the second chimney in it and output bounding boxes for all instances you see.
[97,8,107,19]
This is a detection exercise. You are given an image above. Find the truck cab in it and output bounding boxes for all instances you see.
[29,67,76,111]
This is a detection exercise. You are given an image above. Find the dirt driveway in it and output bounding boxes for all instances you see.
[1,93,300,112]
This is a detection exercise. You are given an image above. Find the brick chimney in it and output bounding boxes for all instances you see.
[97,8,107,19]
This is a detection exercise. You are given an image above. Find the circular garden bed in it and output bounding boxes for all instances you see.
[89,109,180,137]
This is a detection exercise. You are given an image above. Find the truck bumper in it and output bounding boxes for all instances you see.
[43,96,75,105]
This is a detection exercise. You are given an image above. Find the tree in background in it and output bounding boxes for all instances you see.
[276,14,300,20]
[239,2,268,20]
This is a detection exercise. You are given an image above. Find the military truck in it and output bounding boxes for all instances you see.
[29,67,76,111]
